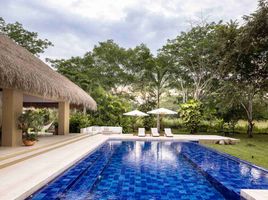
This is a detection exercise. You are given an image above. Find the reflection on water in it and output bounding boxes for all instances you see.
[251,168,262,180]
[123,141,180,169]
[239,163,250,176]
[89,141,226,200]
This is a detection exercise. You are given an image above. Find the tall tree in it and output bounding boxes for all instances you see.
[130,46,173,108]
[0,17,53,56]
[126,44,154,102]
[48,53,99,93]
[49,40,134,94]
[216,0,268,137]
[163,22,223,101]
[92,40,133,91]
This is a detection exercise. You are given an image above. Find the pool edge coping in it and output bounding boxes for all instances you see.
[7,135,268,200]
[15,136,110,200]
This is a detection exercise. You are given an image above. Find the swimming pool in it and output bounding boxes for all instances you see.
[28,140,268,200]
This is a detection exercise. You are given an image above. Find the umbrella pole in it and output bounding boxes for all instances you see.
[157,114,160,133]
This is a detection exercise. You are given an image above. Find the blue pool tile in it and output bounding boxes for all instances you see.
[28,141,268,200]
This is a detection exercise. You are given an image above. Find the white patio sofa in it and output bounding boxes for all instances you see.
[80,126,123,135]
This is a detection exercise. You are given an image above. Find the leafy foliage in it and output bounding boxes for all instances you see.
[49,40,133,93]
[88,87,132,133]
[4,2,268,136]
[162,22,223,101]
[214,0,268,137]
[18,110,45,141]
[0,17,53,56]
[70,112,91,133]
[179,100,203,134]
[138,100,157,131]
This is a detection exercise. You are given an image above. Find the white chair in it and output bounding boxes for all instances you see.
[164,128,173,137]
[151,128,160,137]
[138,128,146,137]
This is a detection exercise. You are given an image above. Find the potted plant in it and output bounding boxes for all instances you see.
[22,132,38,146]
[18,110,43,146]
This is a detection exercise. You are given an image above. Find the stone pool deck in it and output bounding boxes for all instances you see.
[241,189,268,200]
[111,134,240,144]
[0,133,253,200]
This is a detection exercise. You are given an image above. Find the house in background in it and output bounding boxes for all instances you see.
[0,34,96,147]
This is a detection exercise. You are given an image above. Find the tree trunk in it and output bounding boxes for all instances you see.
[182,93,186,103]
[83,107,86,115]
[247,121,254,138]
[157,88,160,108]
[182,89,188,103]
[193,88,200,100]
[157,87,160,132]
[241,94,254,138]
[247,98,254,138]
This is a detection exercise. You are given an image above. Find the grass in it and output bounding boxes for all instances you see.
[162,119,268,134]
[205,133,268,169]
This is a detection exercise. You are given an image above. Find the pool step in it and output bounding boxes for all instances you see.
[62,146,116,199]
[181,144,240,200]
[0,134,90,169]
[28,143,115,200]
[182,153,239,200]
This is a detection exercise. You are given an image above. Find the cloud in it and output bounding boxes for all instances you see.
[0,0,258,61]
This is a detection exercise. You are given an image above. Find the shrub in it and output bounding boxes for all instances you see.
[18,109,44,141]
[70,112,91,133]
[178,100,203,134]
[138,100,157,131]
[87,87,132,133]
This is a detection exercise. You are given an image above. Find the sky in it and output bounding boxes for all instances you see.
[0,0,258,61]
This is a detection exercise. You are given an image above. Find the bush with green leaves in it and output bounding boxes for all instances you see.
[88,87,132,133]
[139,100,157,131]
[18,109,44,141]
[70,112,91,133]
[179,100,203,134]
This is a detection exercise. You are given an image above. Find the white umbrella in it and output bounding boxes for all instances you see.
[123,110,148,116]
[147,108,177,115]
[147,108,177,132]
[123,110,148,132]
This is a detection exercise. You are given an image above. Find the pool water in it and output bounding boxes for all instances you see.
[28,141,268,200]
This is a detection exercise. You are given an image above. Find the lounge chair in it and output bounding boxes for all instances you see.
[138,128,146,137]
[164,128,173,137]
[151,128,160,137]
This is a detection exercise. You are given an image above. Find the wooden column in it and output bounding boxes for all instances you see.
[58,102,70,135]
[1,89,23,146]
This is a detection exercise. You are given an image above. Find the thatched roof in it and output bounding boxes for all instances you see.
[0,34,96,110]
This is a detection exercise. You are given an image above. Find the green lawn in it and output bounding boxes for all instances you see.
[205,134,268,169]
